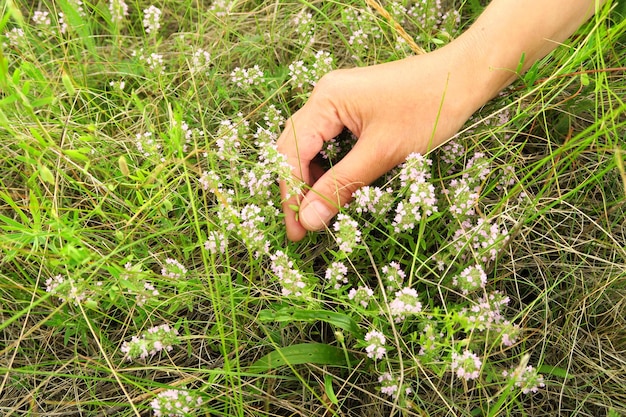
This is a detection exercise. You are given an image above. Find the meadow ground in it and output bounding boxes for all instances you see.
[0,0,625,416]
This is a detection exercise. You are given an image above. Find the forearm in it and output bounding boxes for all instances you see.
[454,0,603,104]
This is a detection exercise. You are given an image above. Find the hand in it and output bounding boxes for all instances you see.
[277,45,489,242]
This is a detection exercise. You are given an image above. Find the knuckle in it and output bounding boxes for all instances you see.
[312,69,348,94]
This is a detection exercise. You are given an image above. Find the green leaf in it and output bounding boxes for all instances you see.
[248,343,351,373]
[580,72,590,86]
[62,70,76,96]
[31,96,55,108]
[39,164,55,185]
[537,364,572,379]
[324,375,339,405]
[258,309,363,338]
[63,148,90,163]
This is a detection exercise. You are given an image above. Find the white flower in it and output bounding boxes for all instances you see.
[121,324,180,361]
[151,388,203,416]
[325,262,348,290]
[388,287,422,322]
[109,0,129,24]
[364,330,386,360]
[451,350,482,381]
[333,213,361,253]
[143,5,162,34]
[161,258,188,279]
[452,264,487,294]
[347,286,374,308]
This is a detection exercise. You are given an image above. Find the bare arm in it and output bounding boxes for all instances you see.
[459,0,600,101]
[277,0,603,242]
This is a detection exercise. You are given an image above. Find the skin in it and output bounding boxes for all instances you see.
[277,0,603,242]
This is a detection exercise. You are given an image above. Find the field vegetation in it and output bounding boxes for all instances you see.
[1,0,625,415]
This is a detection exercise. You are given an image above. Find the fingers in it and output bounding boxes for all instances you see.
[277,117,321,242]
[297,135,400,232]
[276,76,347,241]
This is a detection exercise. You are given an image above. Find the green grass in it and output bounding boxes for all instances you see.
[1,0,625,416]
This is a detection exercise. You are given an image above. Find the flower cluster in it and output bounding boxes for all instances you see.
[109,0,129,24]
[32,10,52,36]
[172,119,200,154]
[269,250,309,297]
[215,117,247,160]
[378,372,412,399]
[440,140,465,165]
[121,262,160,306]
[341,7,379,61]
[364,330,387,360]
[204,230,228,255]
[325,261,348,290]
[458,291,520,346]
[387,1,408,23]
[151,388,204,417]
[418,322,443,356]
[451,350,482,381]
[393,153,438,232]
[388,287,422,322]
[399,152,432,186]
[4,28,25,48]
[293,8,315,45]
[503,364,546,394]
[240,164,273,199]
[320,136,341,160]
[190,48,211,75]
[45,274,91,306]
[452,264,487,294]
[333,213,361,254]
[499,320,521,347]
[378,372,399,398]
[253,130,301,199]
[135,131,163,160]
[463,152,491,183]
[209,0,236,17]
[57,0,85,34]
[68,0,86,17]
[498,164,517,190]
[288,50,334,90]
[451,217,509,264]
[347,286,374,308]
[143,5,162,35]
[381,262,406,292]
[133,49,166,74]
[198,170,222,194]
[444,178,479,221]
[135,281,159,306]
[32,10,51,27]
[394,35,412,54]
[351,186,394,216]
[238,204,270,255]
[459,291,510,331]
[109,79,126,91]
[121,324,180,361]
[230,65,264,89]
[161,258,188,279]
[407,0,461,39]
[58,13,69,34]
[261,105,285,132]
[347,28,369,60]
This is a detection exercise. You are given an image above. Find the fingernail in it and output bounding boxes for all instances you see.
[300,200,333,231]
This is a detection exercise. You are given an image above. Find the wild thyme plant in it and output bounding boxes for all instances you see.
[1,0,624,416]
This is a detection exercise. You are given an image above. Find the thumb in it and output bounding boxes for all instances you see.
[298,137,398,231]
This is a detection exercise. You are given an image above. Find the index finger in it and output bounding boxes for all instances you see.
[277,112,325,241]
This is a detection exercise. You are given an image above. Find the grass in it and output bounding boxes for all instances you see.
[0,0,625,416]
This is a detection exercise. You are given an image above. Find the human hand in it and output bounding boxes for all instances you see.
[277,45,492,242]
